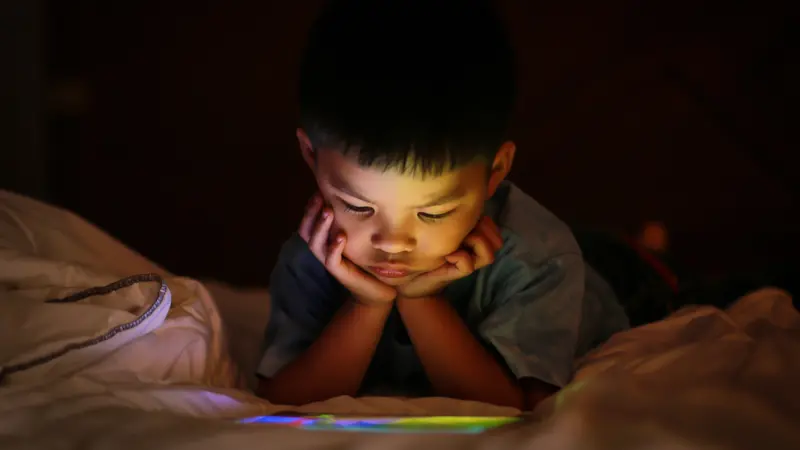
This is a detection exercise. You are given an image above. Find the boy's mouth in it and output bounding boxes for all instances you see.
[368,264,413,279]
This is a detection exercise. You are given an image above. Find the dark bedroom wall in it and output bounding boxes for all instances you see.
[0,1,48,201]
[44,0,797,285]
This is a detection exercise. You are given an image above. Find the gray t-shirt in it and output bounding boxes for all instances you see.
[257,181,629,394]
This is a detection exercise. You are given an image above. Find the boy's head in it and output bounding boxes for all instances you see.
[297,0,517,284]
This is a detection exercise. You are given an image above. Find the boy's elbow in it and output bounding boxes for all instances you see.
[498,390,527,411]
[254,377,277,403]
[521,377,560,411]
[482,379,530,410]
[255,376,359,406]
[255,377,304,406]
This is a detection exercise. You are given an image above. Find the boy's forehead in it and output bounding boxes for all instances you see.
[316,149,486,202]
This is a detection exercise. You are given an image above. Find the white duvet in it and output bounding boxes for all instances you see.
[1,190,799,450]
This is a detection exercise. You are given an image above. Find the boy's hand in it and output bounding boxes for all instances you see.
[397,216,503,299]
[299,193,397,304]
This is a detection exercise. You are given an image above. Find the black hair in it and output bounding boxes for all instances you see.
[299,0,516,177]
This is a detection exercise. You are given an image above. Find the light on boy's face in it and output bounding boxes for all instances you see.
[312,148,489,283]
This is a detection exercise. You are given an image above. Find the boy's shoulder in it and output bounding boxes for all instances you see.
[486,181,581,263]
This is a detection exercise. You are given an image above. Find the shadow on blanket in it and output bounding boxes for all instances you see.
[575,230,798,326]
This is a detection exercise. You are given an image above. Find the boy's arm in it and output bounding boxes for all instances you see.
[396,296,525,409]
[254,232,391,406]
[398,253,584,410]
[257,199,397,405]
[257,298,391,405]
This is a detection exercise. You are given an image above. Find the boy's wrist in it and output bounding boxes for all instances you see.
[348,294,395,309]
[396,294,443,307]
[340,295,394,324]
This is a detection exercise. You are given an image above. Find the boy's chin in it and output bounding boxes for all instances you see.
[370,272,417,286]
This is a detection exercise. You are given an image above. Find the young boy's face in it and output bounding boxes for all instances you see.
[299,131,513,286]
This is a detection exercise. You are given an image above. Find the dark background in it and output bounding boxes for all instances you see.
[2,0,797,286]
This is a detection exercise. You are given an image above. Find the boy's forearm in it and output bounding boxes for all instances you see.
[396,296,525,409]
[257,298,392,405]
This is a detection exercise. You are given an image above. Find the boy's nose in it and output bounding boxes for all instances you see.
[371,232,415,254]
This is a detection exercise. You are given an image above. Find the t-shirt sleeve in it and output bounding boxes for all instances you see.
[256,234,344,378]
[478,252,585,388]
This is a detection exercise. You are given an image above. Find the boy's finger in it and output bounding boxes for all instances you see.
[327,239,396,302]
[464,234,494,269]
[298,195,322,241]
[422,263,454,279]
[326,240,360,287]
[445,249,474,275]
[327,236,363,284]
[478,216,504,251]
[309,210,333,260]
[324,234,346,268]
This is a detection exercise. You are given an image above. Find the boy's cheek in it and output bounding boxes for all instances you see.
[442,229,476,255]
[329,214,357,242]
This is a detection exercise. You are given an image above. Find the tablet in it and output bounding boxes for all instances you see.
[238,414,522,434]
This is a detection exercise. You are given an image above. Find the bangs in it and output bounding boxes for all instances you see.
[304,121,497,178]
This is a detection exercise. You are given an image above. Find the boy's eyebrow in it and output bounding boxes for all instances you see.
[415,187,466,208]
[328,175,465,208]
[328,176,374,204]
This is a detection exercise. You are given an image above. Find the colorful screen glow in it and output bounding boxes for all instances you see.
[238,415,520,434]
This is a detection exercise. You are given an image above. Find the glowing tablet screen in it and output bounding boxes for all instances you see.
[238,415,520,434]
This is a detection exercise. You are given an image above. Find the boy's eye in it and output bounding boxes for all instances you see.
[418,210,455,222]
[341,201,374,216]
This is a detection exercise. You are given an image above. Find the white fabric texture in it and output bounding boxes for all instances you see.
[1,189,799,450]
[0,190,273,425]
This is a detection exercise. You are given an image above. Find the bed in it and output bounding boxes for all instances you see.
[1,189,799,449]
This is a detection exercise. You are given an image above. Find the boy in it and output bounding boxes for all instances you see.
[256,0,629,410]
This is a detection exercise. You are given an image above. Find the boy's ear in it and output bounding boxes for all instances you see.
[487,141,516,197]
[296,128,316,171]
